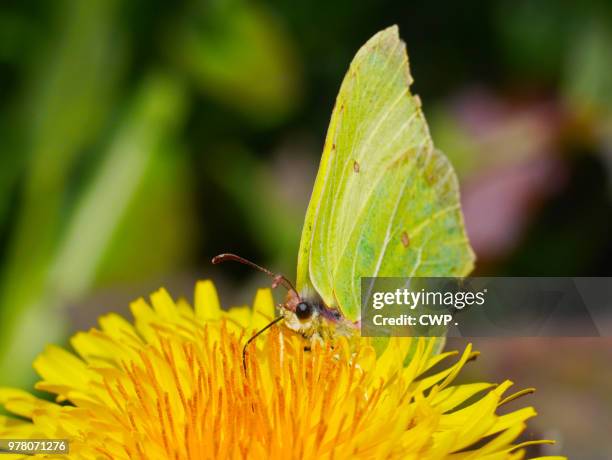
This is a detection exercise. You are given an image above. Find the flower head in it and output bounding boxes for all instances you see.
[0,281,564,459]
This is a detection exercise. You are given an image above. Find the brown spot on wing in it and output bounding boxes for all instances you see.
[353,160,360,173]
[386,149,412,171]
[401,231,410,248]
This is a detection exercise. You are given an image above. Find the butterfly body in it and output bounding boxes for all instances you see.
[281,290,357,342]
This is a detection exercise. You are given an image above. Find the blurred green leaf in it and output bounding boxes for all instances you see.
[0,0,126,386]
[563,20,612,121]
[0,73,187,385]
[95,138,198,285]
[49,74,189,298]
[170,0,301,124]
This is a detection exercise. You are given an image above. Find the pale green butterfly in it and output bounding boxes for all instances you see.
[214,25,474,360]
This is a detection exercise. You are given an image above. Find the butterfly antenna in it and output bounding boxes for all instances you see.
[242,316,284,374]
[212,253,299,298]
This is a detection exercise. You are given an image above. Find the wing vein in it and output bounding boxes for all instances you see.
[409,204,460,239]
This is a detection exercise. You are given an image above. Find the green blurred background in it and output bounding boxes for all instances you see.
[0,0,611,457]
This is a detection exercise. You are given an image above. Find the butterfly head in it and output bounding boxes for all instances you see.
[280,289,316,333]
[212,253,354,342]
[282,290,314,319]
[281,288,350,340]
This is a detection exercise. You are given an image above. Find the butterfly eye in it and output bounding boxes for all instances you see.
[295,302,314,320]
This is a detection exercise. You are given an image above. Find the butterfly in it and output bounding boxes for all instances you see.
[213,25,474,365]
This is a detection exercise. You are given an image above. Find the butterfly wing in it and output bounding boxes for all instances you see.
[297,26,474,321]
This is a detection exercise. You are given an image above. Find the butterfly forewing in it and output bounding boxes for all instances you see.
[297,26,474,322]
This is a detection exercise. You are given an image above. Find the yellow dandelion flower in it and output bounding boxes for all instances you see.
[0,281,565,460]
